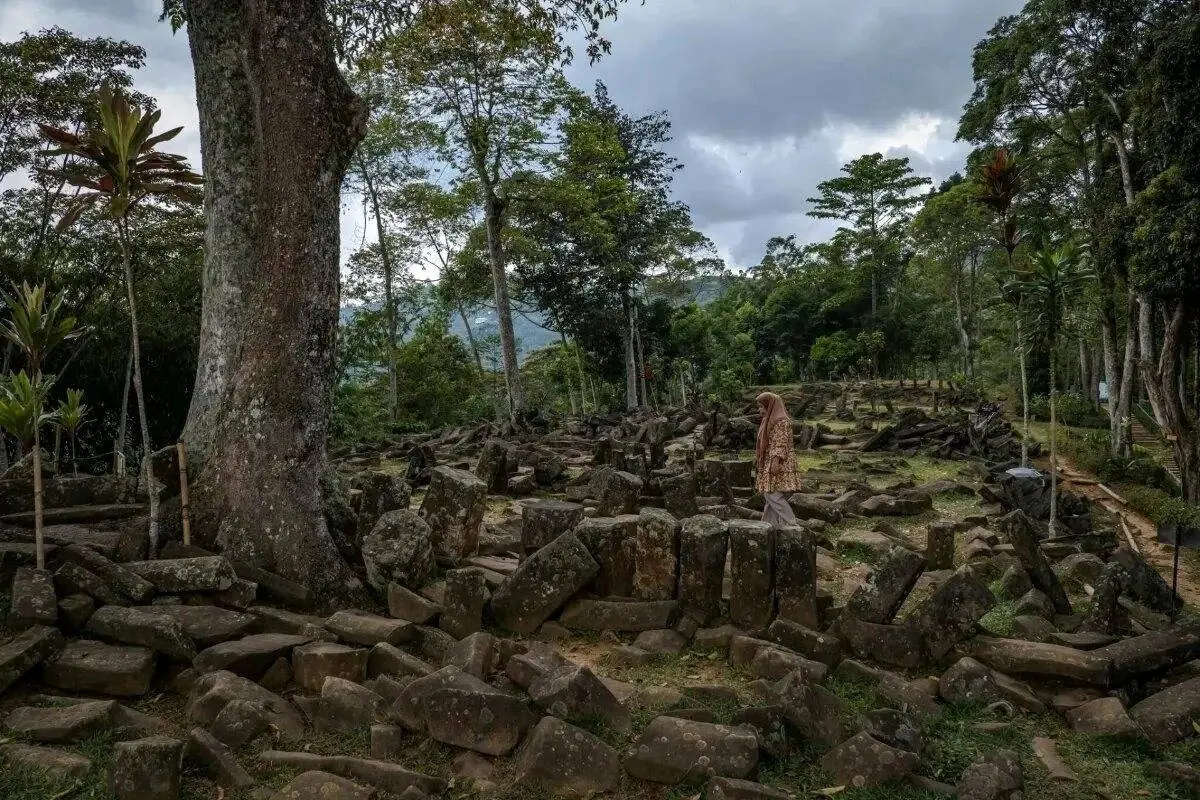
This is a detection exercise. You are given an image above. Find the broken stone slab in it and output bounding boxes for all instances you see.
[765,618,842,666]
[125,556,237,593]
[787,494,843,524]
[968,637,1112,686]
[399,666,537,755]
[259,751,446,797]
[360,510,435,594]
[185,726,256,790]
[490,532,599,635]
[4,699,117,742]
[316,676,387,733]
[706,777,789,800]
[956,748,1023,800]
[110,735,183,800]
[1129,675,1200,744]
[749,647,828,683]
[877,672,941,719]
[1031,736,1077,782]
[678,514,728,624]
[1065,696,1140,737]
[250,605,326,635]
[270,770,372,800]
[194,633,310,677]
[86,605,197,661]
[53,561,126,606]
[230,561,313,608]
[130,604,255,648]
[10,567,57,628]
[633,628,688,655]
[1112,548,1181,614]
[514,715,619,799]
[558,598,680,632]
[187,670,306,741]
[0,742,92,779]
[728,520,774,632]
[912,565,996,662]
[860,708,923,753]
[210,699,270,748]
[41,639,154,696]
[845,545,926,625]
[368,643,433,680]
[61,544,154,602]
[475,438,515,494]
[938,657,1045,713]
[326,610,413,647]
[1095,621,1200,684]
[444,631,496,678]
[521,499,585,552]
[999,510,1071,615]
[590,468,643,516]
[439,568,488,640]
[505,642,574,690]
[819,731,918,789]
[624,716,758,785]
[419,466,488,564]
[838,617,924,669]
[859,493,933,516]
[386,583,439,625]
[0,624,64,694]
[292,642,369,691]
[529,663,631,732]
[775,526,818,628]
[633,507,680,601]
[574,515,637,597]
[925,521,957,570]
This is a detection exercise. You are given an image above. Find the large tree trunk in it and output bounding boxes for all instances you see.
[483,195,523,418]
[1016,315,1030,467]
[457,304,484,373]
[182,0,367,604]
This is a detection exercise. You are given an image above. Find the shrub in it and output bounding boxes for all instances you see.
[1029,392,1108,429]
[1124,485,1200,527]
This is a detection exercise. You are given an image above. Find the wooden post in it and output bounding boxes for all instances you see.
[177,441,192,546]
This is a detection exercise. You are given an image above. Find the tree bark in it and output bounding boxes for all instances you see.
[360,157,398,424]
[114,344,133,475]
[1049,347,1057,533]
[483,194,523,418]
[118,218,161,558]
[1016,314,1030,467]
[623,293,637,411]
[457,304,483,373]
[182,0,367,604]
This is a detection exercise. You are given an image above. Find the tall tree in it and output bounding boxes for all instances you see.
[161,0,629,600]
[374,0,575,419]
[39,84,202,558]
[807,153,930,317]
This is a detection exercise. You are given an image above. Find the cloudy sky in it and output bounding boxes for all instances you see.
[2,0,1023,269]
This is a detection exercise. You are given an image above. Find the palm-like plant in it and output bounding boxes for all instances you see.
[1017,241,1095,532]
[0,371,59,570]
[38,83,202,558]
[974,148,1030,465]
[58,388,88,476]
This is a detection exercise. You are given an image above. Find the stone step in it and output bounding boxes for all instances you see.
[1,504,145,528]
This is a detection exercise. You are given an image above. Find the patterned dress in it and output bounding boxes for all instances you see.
[756,419,801,493]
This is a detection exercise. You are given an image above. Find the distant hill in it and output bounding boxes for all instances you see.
[340,275,726,362]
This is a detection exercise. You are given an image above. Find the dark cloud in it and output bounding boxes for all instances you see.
[6,0,1024,268]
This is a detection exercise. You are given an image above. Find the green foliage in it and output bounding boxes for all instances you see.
[809,331,863,379]
[1028,393,1106,429]
[1,281,82,373]
[0,370,55,447]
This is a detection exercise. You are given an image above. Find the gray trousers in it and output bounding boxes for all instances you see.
[762,492,798,527]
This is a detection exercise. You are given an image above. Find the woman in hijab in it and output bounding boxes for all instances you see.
[755,391,800,526]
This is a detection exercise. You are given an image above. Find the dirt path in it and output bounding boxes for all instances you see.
[1056,455,1200,609]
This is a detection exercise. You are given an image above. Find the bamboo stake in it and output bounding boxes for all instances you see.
[177,441,192,546]
[1097,483,1128,505]
[1119,515,1139,554]
[33,439,44,571]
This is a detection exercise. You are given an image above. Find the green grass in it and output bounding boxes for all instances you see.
[979,600,1018,637]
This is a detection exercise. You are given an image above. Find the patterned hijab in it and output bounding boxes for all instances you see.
[755,391,791,469]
